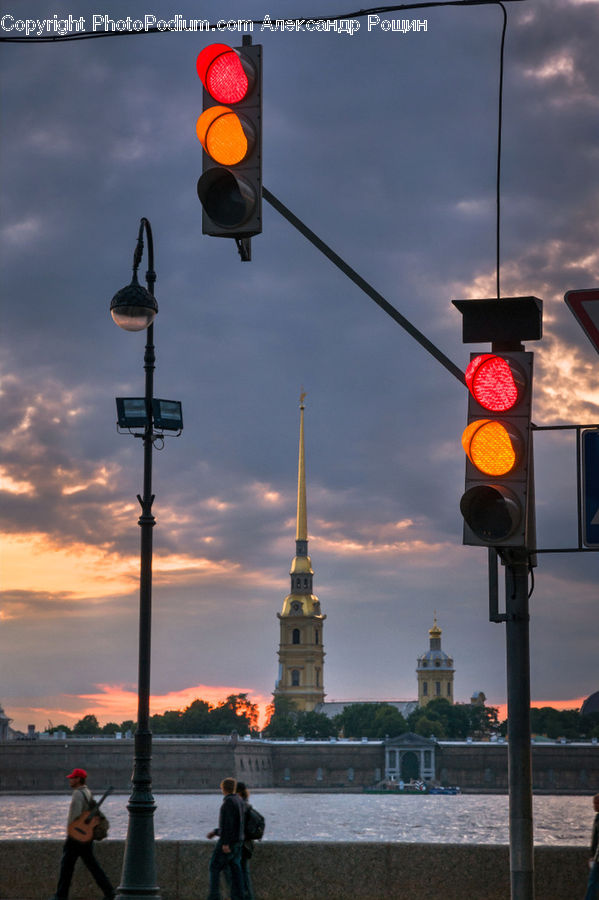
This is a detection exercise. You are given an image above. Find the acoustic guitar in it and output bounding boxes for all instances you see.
[67,786,113,842]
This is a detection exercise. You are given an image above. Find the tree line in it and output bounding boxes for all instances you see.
[264,699,599,741]
[527,706,599,740]
[51,695,599,741]
[49,693,259,736]
[262,696,499,740]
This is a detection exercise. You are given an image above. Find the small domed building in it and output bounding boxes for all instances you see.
[416,615,454,706]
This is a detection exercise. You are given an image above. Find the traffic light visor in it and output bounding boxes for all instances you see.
[465,354,525,412]
[462,419,521,476]
[196,107,250,166]
[197,44,250,103]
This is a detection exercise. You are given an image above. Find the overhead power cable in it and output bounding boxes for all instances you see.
[496,2,507,302]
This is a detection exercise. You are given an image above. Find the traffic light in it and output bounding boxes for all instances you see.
[196,42,262,241]
[460,352,534,547]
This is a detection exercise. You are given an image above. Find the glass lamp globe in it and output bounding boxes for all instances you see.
[110,275,158,332]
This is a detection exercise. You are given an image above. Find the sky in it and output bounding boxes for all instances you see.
[1,0,598,734]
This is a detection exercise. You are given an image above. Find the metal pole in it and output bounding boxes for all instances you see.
[117,219,161,900]
[504,551,534,900]
[262,186,466,387]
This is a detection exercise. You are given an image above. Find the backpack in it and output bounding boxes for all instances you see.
[244,805,265,841]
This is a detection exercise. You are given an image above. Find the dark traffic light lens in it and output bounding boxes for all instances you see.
[197,169,256,228]
[460,485,522,541]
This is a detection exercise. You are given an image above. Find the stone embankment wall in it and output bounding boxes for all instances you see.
[0,840,590,900]
[270,740,383,788]
[437,742,599,792]
[0,739,274,792]
[0,738,597,792]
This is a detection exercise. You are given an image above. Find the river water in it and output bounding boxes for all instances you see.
[0,793,592,845]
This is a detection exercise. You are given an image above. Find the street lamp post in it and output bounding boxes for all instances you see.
[110,217,161,900]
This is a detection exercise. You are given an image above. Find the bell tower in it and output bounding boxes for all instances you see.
[274,394,326,711]
[417,614,455,706]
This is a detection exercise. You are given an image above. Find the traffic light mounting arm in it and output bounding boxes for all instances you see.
[262,186,466,385]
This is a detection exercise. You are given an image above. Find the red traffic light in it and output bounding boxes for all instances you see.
[465,354,525,412]
[197,44,252,104]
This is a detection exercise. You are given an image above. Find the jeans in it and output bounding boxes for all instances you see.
[223,847,254,900]
[55,836,114,899]
[207,841,244,900]
[585,860,599,900]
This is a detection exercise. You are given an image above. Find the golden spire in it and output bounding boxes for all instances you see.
[282,391,317,613]
[296,391,307,542]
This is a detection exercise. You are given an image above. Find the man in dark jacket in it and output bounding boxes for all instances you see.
[206,777,245,900]
[584,794,599,900]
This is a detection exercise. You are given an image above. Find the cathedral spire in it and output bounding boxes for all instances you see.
[296,391,308,550]
[274,393,326,712]
[290,393,312,586]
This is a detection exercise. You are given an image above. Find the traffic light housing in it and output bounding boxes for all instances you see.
[460,352,534,548]
[196,42,262,241]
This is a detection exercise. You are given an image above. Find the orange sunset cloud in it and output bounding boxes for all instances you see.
[494,697,587,724]
[0,530,286,615]
[8,684,273,733]
[78,683,272,729]
[82,684,272,724]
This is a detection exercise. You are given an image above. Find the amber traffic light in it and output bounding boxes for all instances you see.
[196,42,262,240]
[460,352,533,547]
[196,106,254,166]
[462,419,522,476]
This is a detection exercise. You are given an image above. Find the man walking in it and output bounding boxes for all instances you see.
[206,777,245,900]
[51,768,114,900]
[584,794,599,900]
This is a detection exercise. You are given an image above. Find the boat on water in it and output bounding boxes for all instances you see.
[364,779,461,795]
[364,779,428,794]
[428,785,461,795]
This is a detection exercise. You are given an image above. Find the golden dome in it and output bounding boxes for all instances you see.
[280,592,323,617]
[429,612,442,637]
[290,555,314,575]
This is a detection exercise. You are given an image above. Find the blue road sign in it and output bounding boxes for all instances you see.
[582,428,599,548]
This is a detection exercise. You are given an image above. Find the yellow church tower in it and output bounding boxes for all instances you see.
[416,615,455,707]
[274,395,326,712]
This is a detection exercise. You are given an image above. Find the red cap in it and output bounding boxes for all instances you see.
[66,768,87,779]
